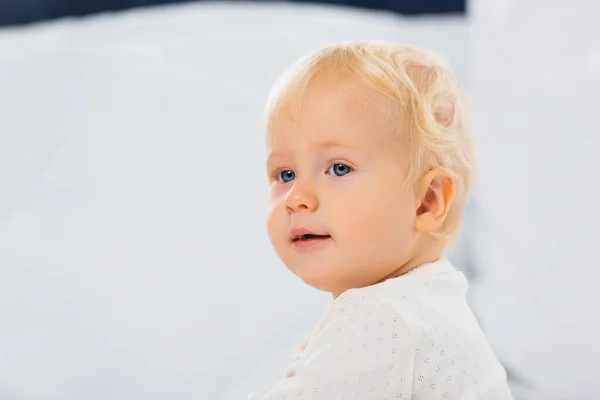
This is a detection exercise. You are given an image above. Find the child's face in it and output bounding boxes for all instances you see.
[266,80,421,297]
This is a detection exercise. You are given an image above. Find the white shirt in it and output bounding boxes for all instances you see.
[250,259,513,400]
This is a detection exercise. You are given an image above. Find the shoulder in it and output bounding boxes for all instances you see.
[299,290,414,374]
[317,289,411,334]
[255,291,416,399]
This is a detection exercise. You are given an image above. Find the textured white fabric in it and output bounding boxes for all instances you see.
[251,259,513,400]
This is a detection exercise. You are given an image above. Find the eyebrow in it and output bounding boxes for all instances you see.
[310,140,357,152]
[267,140,359,162]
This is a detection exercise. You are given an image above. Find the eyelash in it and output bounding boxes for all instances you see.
[271,160,354,182]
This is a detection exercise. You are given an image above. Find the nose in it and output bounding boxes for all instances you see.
[284,180,319,213]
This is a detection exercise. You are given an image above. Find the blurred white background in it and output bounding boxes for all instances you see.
[0,1,599,399]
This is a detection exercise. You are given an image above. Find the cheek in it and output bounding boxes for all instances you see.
[266,201,287,248]
[336,185,415,243]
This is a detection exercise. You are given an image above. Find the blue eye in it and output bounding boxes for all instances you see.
[278,170,295,183]
[328,163,352,177]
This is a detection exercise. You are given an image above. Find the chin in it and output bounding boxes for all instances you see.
[301,277,335,293]
[293,263,343,294]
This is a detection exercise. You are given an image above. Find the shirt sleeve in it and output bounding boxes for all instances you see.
[251,294,414,400]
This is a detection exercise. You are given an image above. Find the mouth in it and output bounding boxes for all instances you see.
[290,227,331,241]
[290,228,332,250]
[295,233,331,241]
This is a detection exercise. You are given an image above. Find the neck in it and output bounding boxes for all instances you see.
[378,250,443,283]
[331,242,445,299]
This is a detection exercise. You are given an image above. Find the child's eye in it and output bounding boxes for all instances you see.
[278,170,296,183]
[328,163,352,177]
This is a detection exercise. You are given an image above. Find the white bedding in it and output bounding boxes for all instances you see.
[0,1,598,399]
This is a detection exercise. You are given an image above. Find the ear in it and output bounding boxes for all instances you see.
[414,168,456,233]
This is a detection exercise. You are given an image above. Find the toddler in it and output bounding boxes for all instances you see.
[251,41,513,400]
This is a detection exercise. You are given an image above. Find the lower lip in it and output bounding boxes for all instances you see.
[293,236,331,250]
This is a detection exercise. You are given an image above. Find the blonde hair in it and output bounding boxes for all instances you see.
[264,41,476,242]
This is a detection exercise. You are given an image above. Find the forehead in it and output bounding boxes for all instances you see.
[266,79,398,154]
